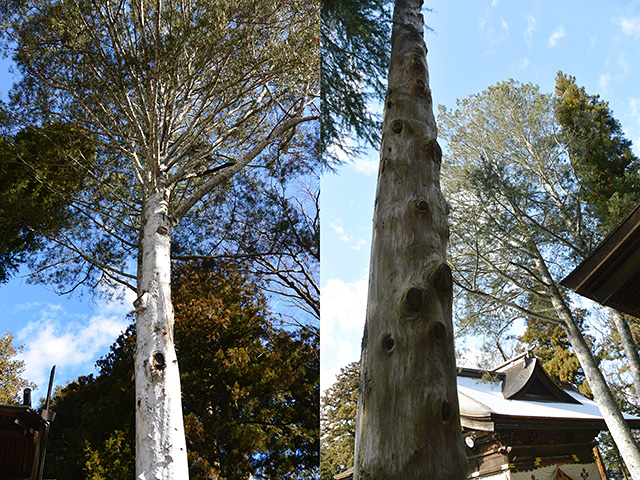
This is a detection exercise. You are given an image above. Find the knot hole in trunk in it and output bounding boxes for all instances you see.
[152,352,166,371]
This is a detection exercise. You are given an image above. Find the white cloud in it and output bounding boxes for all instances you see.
[329,219,368,250]
[320,272,369,393]
[351,156,379,176]
[628,97,640,148]
[351,238,366,251]
[479,4,510,48]
[618,53,631,77]
[321,274,368,339]
[548,26,566,47]
[329,220,352,243]
[524,14,536,48]
[599,72,612,93]
[617,16,640,36]
[596,54,631,95]
[512,57,530,71]
[15,293,133,402]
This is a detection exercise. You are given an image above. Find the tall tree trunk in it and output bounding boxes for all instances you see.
[610,308,640,403]
[353,0,468,478]
[532,250,640,476]
[135,191,189,479]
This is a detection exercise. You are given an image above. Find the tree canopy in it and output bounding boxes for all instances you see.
[0,122,93,283]
[1,1,319,473]
[45,260,318,480]
[439,77,640,474]
[0,0,319,297]
[0,333,35,404]
[172,142,320,324]
[321,0,391,160]
[439,79,583,351]
[320,361,359,480]
[554,72,640,234]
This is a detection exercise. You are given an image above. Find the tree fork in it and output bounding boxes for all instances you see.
[353,0,468,478]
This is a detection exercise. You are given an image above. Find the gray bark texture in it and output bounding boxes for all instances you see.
[610,308,640,403]
[352,0,468,478]
[534,254,640,477]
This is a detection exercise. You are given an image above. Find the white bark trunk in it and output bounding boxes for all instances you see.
[533,253,640,477]
[610,308,640,403]
[353,0,468,477]
[558,305,640,478]
[135,191,189,479]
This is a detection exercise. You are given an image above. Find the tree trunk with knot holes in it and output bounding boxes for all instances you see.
[353,0,468,478]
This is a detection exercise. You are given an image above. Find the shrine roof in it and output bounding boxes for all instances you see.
[457,354,640,431]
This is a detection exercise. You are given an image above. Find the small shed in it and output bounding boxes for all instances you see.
[0,368,56,480]
[0,403,50,480]
[459,353,640,479]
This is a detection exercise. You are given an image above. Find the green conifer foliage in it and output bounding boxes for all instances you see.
[320,361,359,480]
[321,0,391,159]
[0,122,93,282]
[45,261,318,480]
[0,333,36,404]
[555,72,640,235]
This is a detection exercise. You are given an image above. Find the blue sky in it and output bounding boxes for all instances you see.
[0,61,135,402]
[321,0,640,393]
[3,0,640,403]
[0,274,134,402]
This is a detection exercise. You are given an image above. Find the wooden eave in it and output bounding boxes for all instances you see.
[0,404,48,436]
[460,412,640,432]
[561,203,640,317]
[334,467,354,480]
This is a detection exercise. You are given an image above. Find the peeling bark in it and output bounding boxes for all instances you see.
[135,191,189,479]
[353,0,468,478]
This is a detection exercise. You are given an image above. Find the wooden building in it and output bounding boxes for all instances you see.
[0,369,56,480]
[561,203,640,317]
[335,353,640,480]
[0,403,51,480]
[459,352,640,479]
[463,200,640,479]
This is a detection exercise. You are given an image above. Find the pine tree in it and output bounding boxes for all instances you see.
[1,2,318,476]
[440,78,640,476]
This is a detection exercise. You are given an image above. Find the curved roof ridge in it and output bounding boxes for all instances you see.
[502,357,581,404]
[457,390,493,418]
